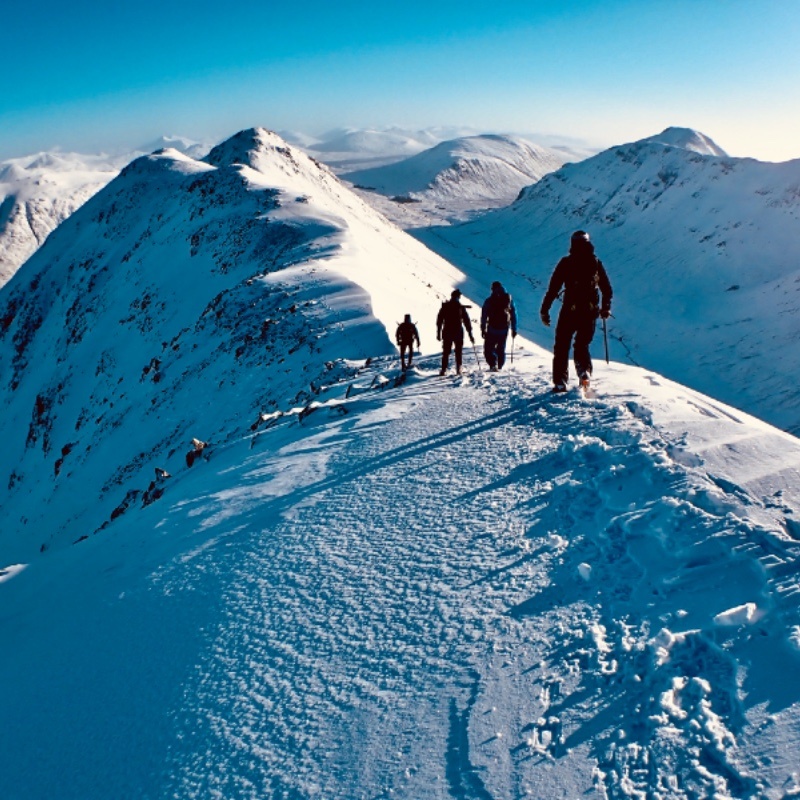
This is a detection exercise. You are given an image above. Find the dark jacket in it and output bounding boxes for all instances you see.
[437,299,473,340]
[541,244,612,318]
[396,320,420,346]
[481,288,517,335]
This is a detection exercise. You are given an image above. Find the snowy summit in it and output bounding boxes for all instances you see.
[1,127,800,800]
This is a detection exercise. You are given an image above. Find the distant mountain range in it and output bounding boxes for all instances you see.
[0,136,209,287]
[343,134,570,224]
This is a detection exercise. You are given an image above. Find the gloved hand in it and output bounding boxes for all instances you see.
[540,310,550,327]
[480,329,486,339]
[512,330,517,338]
[436,333,441,341]
[469,335,475,344]
[600,308,611,320]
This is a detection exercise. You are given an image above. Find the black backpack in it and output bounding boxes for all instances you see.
[486,292,512,328]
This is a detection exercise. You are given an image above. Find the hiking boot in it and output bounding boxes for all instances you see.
[580,375,591,389]
[552,384,567,393]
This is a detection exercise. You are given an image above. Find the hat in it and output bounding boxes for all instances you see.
[451,289,462,299]
[403,313,411,322]
[571,230,590,243]
[491,281,504,292]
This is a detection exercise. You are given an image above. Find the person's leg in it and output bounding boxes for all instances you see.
[454,338,464,373]
[483,335,495,369]
[573,315,597,381]
[552,313,574,387]
[441,337,453,374]
[496,331,508,370]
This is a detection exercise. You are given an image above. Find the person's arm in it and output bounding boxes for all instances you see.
[436,307,443,340]
[480,299,489,336]
[509,297,518,336]
[597,261,613,317]
[462,307,474,341]
[540,260,566,325]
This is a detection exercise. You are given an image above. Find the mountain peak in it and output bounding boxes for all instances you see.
[641,127,727,157]
[203,127,291,169]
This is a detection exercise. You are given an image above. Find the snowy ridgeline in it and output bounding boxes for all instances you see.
[0,128,470,564]
[416,128,800,435]
[1,127,800,799]
[2,348,800,799]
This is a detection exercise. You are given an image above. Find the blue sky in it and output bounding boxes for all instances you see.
[1,0,798,161]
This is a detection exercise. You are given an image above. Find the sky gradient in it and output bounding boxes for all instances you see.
[2,0,798,161]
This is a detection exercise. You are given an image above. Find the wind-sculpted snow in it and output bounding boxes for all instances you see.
[2,347,800,799]
[416,129,800,434]
[0,128,465,561]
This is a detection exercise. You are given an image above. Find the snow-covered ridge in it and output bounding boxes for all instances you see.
[0,127,466,561]
[343,134,569,223]
[416,127,800,433]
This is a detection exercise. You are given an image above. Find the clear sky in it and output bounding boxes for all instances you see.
[1,0,798,161]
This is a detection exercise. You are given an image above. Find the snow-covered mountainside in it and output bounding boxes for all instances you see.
[0,127,465,563]
[344,134,570,225]
[2,341,800,799]
[416,127,800,434]
[0,138,210,288]
[0,152,121,286]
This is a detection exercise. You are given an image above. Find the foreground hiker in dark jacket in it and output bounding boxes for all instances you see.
[480,281,517,371]
[436,289,474,375]
[395,314,420,370]
[540,230,612,392]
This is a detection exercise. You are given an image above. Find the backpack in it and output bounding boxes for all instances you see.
[563,255,601,311]
[486,292,512,329]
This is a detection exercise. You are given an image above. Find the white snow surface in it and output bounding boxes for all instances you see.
[415,127,800,435]
[343,134,570,224]
[2,128,800,800]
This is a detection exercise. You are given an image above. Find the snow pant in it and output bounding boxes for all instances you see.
[399,343,414,369]
[483,327,509,369]
[441,334,464,373]
[553,309,596,386]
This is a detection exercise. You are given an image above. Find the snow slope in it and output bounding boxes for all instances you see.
[415,127,800,435]
[0,127,465,563]
[2,125,800,800]
[343,134,569,224]
[2,347,800,799]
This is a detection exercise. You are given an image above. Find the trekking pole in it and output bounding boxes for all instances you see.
[472,340,483,374]
[603,317,609,364]
[511,335,515,365]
